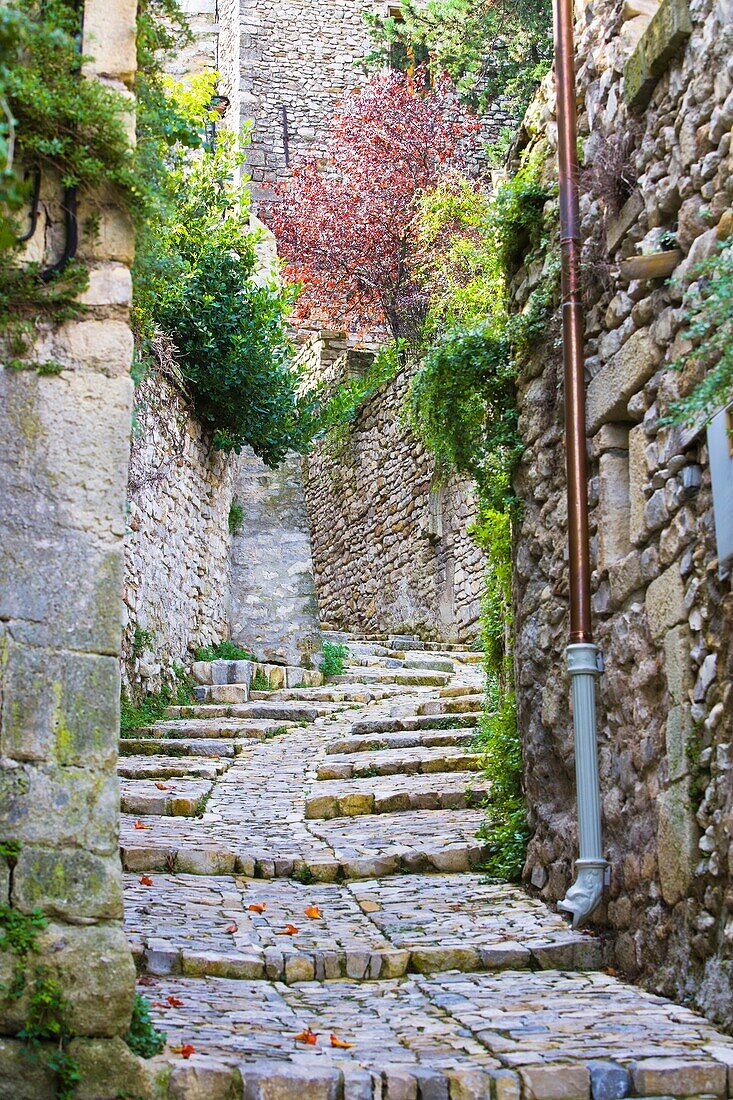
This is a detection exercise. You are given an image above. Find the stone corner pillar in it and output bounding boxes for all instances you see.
[0,0,139,1091]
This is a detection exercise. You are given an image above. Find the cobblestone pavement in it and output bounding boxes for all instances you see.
[121,639,733,1098]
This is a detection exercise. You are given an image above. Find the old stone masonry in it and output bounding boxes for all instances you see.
[118,638,733,1098]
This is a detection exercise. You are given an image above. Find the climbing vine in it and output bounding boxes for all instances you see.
[669,237,733,424]
[406,150,558,881]
[0,892,78,1099]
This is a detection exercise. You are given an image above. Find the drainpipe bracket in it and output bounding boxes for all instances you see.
[558,858,609,929]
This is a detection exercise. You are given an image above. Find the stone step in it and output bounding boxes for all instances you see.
[120,778,212,817]
[402,652,455,673]
[125,872,601,984]
[333,668,452,687]
[140,969,733,1097]
[317,745,483,780]
[439,684,481,698]
[117,756,232,781]
[304,772,489,819]
[166,702,324,721]
[133,718,295,741]
[248,685,404,704]
[326,729,476,755]
[348,713,481,737]
[119,738,241,759]
[120,809,489,880]
[419,694,484,715]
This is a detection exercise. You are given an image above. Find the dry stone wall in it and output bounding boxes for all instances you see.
[303,334,484,641]
[122,344,234,696]
[511,0,733,1031]
[0,0,141,1088]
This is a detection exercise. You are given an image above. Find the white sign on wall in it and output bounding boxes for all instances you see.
[707,404,733,578]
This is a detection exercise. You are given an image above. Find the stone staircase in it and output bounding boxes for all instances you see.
[119,636,733,1099]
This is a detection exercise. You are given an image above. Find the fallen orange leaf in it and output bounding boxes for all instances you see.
[173,1043,195,1059]
[134,820,151,830]
[276,924,299,936]
[330,1033,353,1049]
[294,1029,318,1045]
[304,905,322,920]
[248,903,267,914]
[139,875,153,886]
[225,922,238,934]
[155,782,171,790]
[151,1001,167,1008]
[167,995,184,1007]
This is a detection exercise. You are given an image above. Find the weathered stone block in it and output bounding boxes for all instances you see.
[606,193,645,254]
[12,847,123,920]
[241,1063,342,1100]
[68,1036,155,1099]
[631,1057,726,1096]
[520,1064,590,1100]
[493,1070,521,1100]
[587,1061,631,1100]
[78,263,133,307]
[0,1038,57,1099]
[586,332,663,434]
[645,566,686,641]
[657,780,698,905]
[598,452,632,570]
[663,625,692,704]
[168,1061,242,1100]
[0,639,118,768]
[0,764,119,853]
[665,704,693,782]
[624,0,693,111]
[82,0,138,84]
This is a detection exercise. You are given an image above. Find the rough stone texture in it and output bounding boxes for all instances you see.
[209,1,513,203]
[0,0,138,1084]
[123,346,234,694]
[302,334,485,641]
[230,450,323,668]
[512,0,733,1032]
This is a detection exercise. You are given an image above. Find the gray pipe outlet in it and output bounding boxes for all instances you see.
[558,642,608,928]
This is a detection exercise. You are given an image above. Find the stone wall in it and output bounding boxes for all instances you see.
[303,334,485,640]
[215,0,512,199]
[230,451,323,667]
[0,0,142,1089]
[122,339,234,695]
[512,0,733,1031]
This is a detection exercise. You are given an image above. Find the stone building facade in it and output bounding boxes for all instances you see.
[302,333,485,640]
[510,0,733,1030]
[0,1,148,1092]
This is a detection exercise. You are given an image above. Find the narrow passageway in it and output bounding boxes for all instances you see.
[120,636,733,1095]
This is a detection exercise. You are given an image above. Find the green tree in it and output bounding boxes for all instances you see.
[365,0,552,119]
[133,75,315,464]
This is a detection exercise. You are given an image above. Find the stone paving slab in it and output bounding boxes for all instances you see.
[143,718,297,740]
[117,755,233,780]
[304,772,489,819]
[166,703,325,721]
[326,730,477,755]
[419,695,484,715]
[120,777,213,817]
[316,745,483,780]
[142,971,733,1096]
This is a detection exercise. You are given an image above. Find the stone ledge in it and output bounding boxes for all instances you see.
[624,0,693,111]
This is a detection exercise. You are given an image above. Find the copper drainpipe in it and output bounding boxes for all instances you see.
[553,0,609,927]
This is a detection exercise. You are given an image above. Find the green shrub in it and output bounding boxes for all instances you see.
[133,78,316,464]
[229,499,245,536]
[124,994,166,1059]
[669,238,733,424]
[251,669,270,692]
[120,666,195,732]
[321,642,349,679]
[194,640,254,662]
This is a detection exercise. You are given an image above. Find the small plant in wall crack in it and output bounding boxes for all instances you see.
[124,993,166,1059]
[228,498,245,536]
[0,902,79,1099]
[321,642,349,680]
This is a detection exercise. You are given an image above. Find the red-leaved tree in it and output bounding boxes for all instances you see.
[266,72,479,344]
